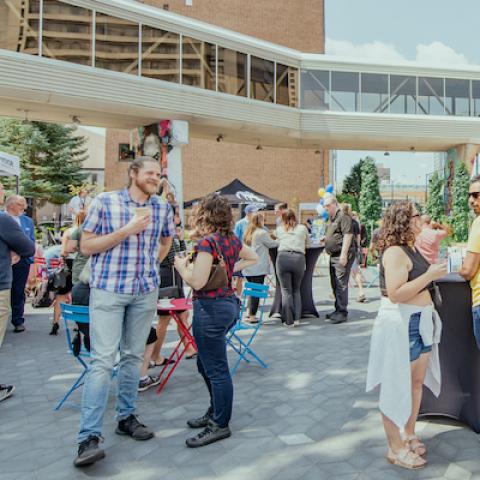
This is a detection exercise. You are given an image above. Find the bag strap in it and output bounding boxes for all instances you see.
[208,234,225,263]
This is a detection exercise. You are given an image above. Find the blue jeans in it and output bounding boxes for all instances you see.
[472,305,480,350]
[78,288,157,442]
[193,296,238,428]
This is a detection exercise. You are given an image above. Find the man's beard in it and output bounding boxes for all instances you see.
[134,178,158,196]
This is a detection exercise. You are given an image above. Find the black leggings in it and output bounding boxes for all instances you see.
[245,275,265,316]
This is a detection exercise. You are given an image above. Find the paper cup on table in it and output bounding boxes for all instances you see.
[158,299,173,309]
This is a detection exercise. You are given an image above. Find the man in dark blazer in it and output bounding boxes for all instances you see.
[0,210,35,401]
[5,195,35,332]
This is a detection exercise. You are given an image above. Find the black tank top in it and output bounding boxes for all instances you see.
[379,246,432,296]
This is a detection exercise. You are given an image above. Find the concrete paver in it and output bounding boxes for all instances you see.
[1,273,479,479]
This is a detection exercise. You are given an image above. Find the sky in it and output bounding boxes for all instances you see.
[325,0,479,186]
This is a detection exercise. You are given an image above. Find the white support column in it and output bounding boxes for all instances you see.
[168,120,189,222]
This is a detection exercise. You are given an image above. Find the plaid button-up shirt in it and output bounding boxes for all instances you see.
[83,188,175,295]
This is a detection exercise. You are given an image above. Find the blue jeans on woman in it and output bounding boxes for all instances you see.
[192,296,238,428]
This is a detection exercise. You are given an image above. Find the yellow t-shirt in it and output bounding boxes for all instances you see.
[467,216,480,307]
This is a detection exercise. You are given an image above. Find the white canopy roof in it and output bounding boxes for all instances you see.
[0,151,20,176]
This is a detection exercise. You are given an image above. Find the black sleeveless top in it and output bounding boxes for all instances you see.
[379,246,432,297]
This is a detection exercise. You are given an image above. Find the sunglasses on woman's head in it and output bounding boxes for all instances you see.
[469,191,480,199]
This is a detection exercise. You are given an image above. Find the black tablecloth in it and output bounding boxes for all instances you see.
[268,246,324,319]
[419,273,480,432]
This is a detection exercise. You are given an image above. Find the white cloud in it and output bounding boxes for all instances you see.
[326,38,473,66]
[326,38,405,61]
[415,41,470,66]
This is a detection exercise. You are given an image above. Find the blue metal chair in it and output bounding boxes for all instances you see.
[227,282,269,375]
[54,303,91,410]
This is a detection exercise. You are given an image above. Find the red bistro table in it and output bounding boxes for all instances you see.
[156,298,196,394]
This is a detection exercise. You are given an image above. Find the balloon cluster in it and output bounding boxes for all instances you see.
[316,184,334,220]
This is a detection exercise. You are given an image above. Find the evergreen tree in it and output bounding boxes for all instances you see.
[425,171,445,221]
[0,119,87,218]
[359,157,382,235]
[451,161,470,242]
[341,158,366,212]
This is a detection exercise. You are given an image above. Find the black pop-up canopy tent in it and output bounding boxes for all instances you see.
[184,178,282,210]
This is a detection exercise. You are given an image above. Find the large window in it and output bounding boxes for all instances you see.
[217,47,247,97]
[141,25,180,83]
[0,0,40,54]
[330,72,359,111]
[42,0,92,66]
[276,64,298,107]
[95,13,138,74]
[361,73,388,113]
[250,56,274,102]
[445,79,470,116]
[418,77,445,115]
[182,37,215,90]
[301,70,330,110]
[473,81,480,117]
[390,75,416,114]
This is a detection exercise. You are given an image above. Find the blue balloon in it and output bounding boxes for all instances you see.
[322,211,329,221]
[319,198,324,205]
[325,184,334,194]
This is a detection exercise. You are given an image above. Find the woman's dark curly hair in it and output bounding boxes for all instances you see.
[377,201,417,254]
[192,194,233,237]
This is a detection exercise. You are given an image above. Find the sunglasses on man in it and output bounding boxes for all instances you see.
[468,191,480,199]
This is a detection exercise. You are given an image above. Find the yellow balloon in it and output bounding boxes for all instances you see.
[318,188,325,198]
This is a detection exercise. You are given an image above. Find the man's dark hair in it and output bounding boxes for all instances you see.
[127,156,158,186]
[470,175,480,185]
[276,202,288,210]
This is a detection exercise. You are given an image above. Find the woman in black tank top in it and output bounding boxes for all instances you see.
[373,201,447,470]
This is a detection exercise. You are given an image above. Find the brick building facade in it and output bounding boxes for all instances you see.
[104,0,328,204]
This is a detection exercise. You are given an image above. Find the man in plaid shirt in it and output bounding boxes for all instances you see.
[74,157,175,468]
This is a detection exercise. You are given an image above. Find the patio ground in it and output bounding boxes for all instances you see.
[0,272,479,480]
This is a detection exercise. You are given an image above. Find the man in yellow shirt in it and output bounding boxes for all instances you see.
[460,175,480,348]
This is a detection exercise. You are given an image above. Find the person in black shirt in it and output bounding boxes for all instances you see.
[324,196,355,323]
[151,226,197,365]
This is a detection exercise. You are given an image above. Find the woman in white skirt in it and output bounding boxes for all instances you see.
[366,201,447,470]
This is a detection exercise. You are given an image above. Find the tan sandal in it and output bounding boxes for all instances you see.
[403,433,427,456]
[387,447,427,469]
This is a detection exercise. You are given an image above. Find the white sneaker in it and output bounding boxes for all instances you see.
[294,320,300,326]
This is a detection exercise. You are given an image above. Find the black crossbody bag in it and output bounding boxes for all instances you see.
[158,240,183,299]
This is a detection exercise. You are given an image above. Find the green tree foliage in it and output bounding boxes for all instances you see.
[341,158,366,212]
[359,157,382,232]
[425,171,445,221]
[0,119,87,215]
[336,192,358,212]
[451,161,470,242]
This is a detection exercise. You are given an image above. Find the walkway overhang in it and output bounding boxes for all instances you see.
[1,49,480,151]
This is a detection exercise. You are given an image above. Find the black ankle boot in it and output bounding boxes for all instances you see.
[49,323,59,335]
[187,407,213,428]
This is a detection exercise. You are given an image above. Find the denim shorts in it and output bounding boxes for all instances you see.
[409,312,432,362]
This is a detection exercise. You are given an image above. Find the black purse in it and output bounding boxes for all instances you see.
[48,263,70,293]
[158,241,183,299]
